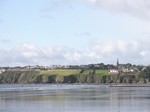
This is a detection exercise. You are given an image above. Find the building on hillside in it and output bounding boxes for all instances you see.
[0,69,6,74]
[116,58,136,73]
[109,69,119,74]
[80,65,89,69]
[122,68,130,73]
[117,58,126,70]
[130,69,134,72]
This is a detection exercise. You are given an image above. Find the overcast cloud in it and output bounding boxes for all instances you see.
[42,0,150,21]
[0,38,150,66]
[78,0,150,21]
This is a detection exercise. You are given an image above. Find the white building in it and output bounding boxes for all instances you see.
[0,69,6,74]
[109,69,119,74]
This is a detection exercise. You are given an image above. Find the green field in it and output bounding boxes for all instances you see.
[95,70,108,75]
[82,70,108,75]
[40,69,108,76]
[82,70,93,74]
[40,70,81,76]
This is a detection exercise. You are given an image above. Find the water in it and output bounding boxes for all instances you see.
[0,84,150,112]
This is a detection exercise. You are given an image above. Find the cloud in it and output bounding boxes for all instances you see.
[91,40,137,57]
[0,43,89,66]
[78,0,150,21]
[90,39,150,65]
[1,39,150,67]
[40,0,150,22]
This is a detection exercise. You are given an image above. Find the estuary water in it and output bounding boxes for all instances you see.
[0,84,150,112]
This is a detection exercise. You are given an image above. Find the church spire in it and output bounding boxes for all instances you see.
[117,58,119,66]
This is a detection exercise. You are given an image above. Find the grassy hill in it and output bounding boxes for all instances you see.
[81,70,108,75]
[40,70,81,76]
[0,69,149,84]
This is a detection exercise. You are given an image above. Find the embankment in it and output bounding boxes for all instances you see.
[0,71,149,84]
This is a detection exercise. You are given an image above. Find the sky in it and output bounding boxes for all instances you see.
[1,0,150,66]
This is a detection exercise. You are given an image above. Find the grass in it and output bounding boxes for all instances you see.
[82,70,108,75]
[95,70,108,75]
[82,70,93,74]
[40,70,81,76]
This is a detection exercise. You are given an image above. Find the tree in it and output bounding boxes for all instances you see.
[89,64,95,69]
[92,69,96,74]
[80,69,84,74]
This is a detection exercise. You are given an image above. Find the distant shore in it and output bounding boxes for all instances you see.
[0,70,150,85]
[1,83,150,87]
[109,83,150,87]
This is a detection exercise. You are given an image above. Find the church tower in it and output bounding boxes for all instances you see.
[117,58,119,66]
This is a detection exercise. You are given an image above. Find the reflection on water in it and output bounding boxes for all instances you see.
[0,85,150,112]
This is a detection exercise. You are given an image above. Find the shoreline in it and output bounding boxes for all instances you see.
[1,83,150,87]
[110,83,150,87]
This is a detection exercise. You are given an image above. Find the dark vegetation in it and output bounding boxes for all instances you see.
[0,68,150,84]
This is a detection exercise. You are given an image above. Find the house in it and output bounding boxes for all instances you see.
[130,69,134,72]
[80,65,89,69]
[109,69,119,74]
[0,69,6,74]
[122,68,130,73]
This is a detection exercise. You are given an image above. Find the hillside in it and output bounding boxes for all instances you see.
[0,70,149,84]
